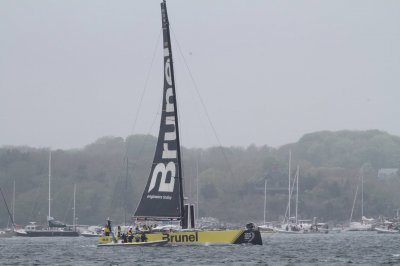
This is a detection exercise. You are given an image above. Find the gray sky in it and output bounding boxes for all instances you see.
[1,0,399,149]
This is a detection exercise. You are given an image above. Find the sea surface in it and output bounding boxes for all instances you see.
[1,231,399,265]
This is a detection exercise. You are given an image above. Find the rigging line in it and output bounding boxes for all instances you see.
[169,26,235,178]
[29,174,47,222]
[63,187,74,224]
[129,94,163,177]
[0,187,15,229]
[122,28,162,171]
[349,172,362,223]
[28,151,52,222]
[128,28,162,139]
[131,98,163,218]
[172,61,186,195]
[282,170,297,223]
[118,29,161,220]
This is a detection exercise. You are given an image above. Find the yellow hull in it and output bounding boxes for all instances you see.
[98,229,262,245]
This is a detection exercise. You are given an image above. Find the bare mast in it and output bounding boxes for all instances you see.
[12,179,15,224]
[73,184,76,231]
[295,166,299,225]
[48,151,52,219]
[264,179,267,225]
[288,151,291,222]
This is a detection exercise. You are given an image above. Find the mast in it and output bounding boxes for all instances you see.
[196,158,199,220]
[295,166,299,225]
[162,0,185,226]
[288,151,291,222]
[48,150,52,219]
[12,180,15,224]
[124,157,128,226]
[263,179,267,225]
[73,184,76,231]
[0,187,16,229]
[361,171,364,219]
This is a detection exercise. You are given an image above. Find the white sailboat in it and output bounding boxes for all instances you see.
[258,179,275,233]
[274,164,305,234]
[0,184,16,238]
[15,151,79,237]
[346,171,374,231]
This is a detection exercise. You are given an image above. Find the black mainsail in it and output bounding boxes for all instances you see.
[134,1,185,224]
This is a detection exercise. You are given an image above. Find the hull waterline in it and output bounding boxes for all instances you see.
[98,229,262,245]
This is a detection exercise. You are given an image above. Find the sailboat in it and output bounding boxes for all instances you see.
[14,151,79,237]
[0,185,16,238]
[346,171,374,231]
[97,0,262,246]
[274,162,305,234]
[258,179,275,234]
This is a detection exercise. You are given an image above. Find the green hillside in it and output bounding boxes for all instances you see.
[1,130,399,227]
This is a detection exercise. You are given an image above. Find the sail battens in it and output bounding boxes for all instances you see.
[133,1,184,222]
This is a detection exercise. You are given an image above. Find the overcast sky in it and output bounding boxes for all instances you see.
[1,0,399,150]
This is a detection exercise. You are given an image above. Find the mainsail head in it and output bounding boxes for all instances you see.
[134,1,184,222]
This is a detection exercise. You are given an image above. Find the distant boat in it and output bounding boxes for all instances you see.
[275,161,305,234]
[97,0,262,246]
[375,227,399,234]
[346,170,374,231]
[81,226,102,237]
[0,184,16,237]
[81,231,102,237]
[15,151,78,237]
[258,179,275,234]
[374,221,399,234]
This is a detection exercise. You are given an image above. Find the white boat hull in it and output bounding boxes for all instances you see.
[375,228,399,234]
[274,228,304,234]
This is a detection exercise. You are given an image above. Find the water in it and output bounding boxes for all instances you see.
[1,232,399,265]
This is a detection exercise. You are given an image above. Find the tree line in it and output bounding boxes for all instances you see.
[1,130,400,227]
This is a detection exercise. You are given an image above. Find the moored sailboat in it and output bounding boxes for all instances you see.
[258,179,275,234]
[98,0,262,246]
[14,152,79,237]
[346,170,374,231]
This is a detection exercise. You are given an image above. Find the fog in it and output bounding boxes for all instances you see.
[1,0,399,149]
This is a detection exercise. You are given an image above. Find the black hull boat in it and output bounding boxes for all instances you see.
[14,153,79,238]
[98,0,262,246]
[15,229,79,237]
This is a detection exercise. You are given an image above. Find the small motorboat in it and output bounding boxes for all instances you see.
[97,239,168,247]
[375,227,399,234]
[81,230,102,237]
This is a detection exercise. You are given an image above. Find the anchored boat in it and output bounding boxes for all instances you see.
[98,0,262,246]
[14,152,79,237]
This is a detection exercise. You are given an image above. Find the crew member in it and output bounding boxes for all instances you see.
[127,227,133,243]
[117,225,121,239]
[104,224,110,236]
[140,232,148,242]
